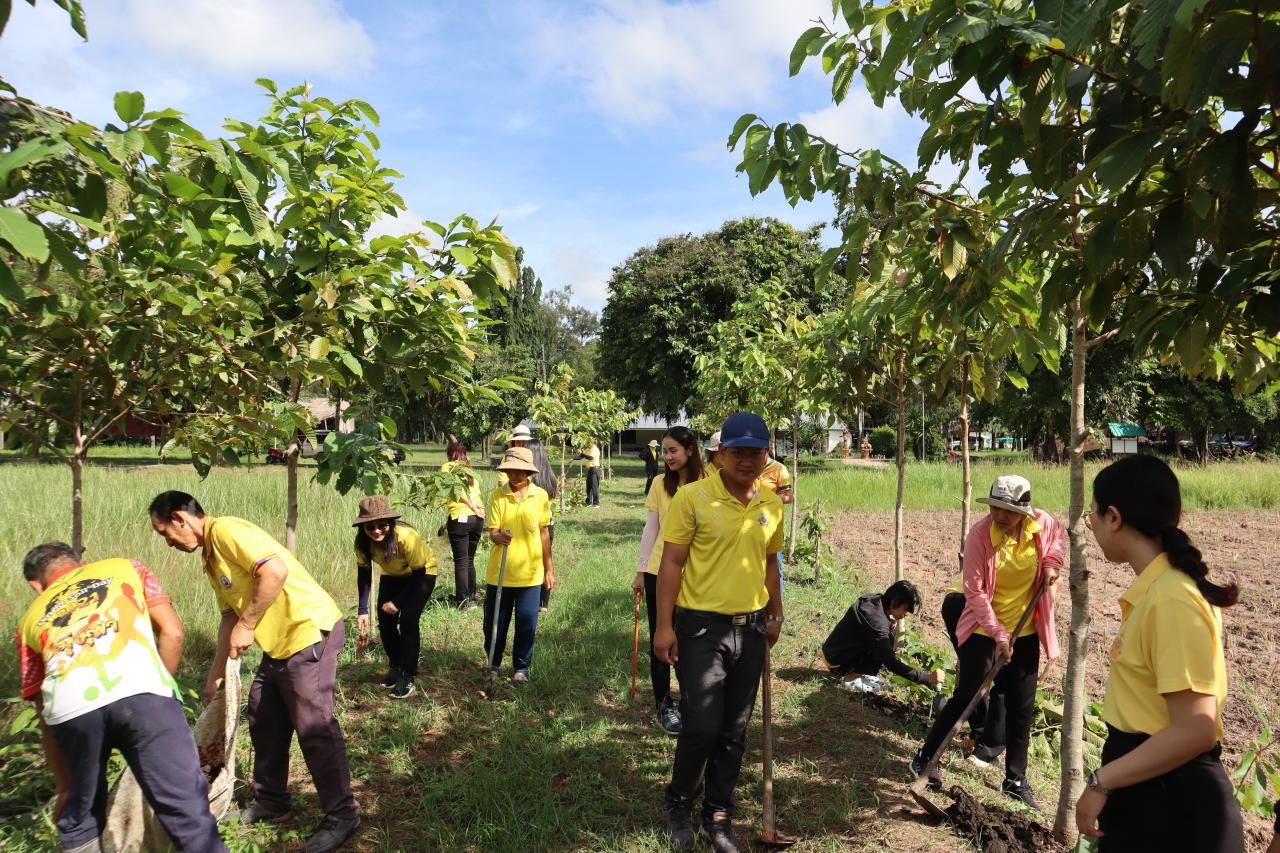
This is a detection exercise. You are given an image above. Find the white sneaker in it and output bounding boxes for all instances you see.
[967,753,993,769]
[839,675,885,693]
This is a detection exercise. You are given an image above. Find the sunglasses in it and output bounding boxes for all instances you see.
[362,520,393,532]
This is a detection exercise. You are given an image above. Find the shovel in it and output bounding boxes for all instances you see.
[757,640,797,848]
[630,589,642,701]
[483,539,510,690]
[909,578,1047,819]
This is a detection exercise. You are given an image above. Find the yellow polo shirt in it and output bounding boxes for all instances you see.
[977,517,1040,638]
[644,473,706,574]
[202,516,342,660]
[354,524,437,577]
[486,483,552,587]
[441,461,484,521]
[759,459,792,493]
[1102,554,1227,738]
[584,445,601,469]
[662,470,784,615]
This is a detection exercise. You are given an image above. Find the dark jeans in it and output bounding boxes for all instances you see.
[586,467,601,505]
[643,572,674,709]
[51,693,225,852]
[377,572,436,676]
[921,632,1038,780]
[248,619,358,820]
[941,592,1006,761]
[483,583,541,673]
[447,516,483,600]
[666,608,766,818]
[1098,727,1242,852]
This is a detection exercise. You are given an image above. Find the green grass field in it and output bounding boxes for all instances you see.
[1,449,1277,850]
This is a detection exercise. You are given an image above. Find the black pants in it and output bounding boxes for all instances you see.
[921,632,1038,780]
[586,466,601,505]
[52,693,225,852]
[1098,727,1242,852]
[446,516,483,600]
[666,608,765,818]
[643,572,674,709]
[377,572,436,676]
[941,592,1006,761]
[644,472,658,496]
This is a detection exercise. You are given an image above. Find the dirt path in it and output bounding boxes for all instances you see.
[830,509,1280,848]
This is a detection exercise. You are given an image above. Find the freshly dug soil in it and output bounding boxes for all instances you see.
[944,788,1062,853]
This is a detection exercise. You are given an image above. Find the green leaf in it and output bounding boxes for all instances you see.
[940,237,967,281]
[0,137,67,182]
[162,172,204,200]
[0,207,49,262]
[1093,132,1158,191]
[255,78,278,93]
[0,0,11,41]
[0,258,22,305]
[728,113,759,150]
[339,349,363,378]
[113,91,145,123]
[790,26,828,76]
[309,337,330,359]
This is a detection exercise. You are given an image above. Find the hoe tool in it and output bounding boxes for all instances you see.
[757,640,797,848]
[630,589,642,701]
[481,539,510,696]
[908,577,1047,819]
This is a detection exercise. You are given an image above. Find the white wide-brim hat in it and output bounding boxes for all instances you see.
[976,474,1035,517]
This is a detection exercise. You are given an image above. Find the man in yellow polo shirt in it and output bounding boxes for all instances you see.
[653,412,784,853]
[148,491,358,853]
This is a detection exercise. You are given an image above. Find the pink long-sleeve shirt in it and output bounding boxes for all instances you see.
[955,508,1065,660]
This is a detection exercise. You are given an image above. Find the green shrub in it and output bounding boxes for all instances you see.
[869,426,897,457]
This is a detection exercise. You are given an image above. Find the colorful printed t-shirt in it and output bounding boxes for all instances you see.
[486,482,552,587]
[662,469,784,615]
[355,524,438,577]
[1103,554,1227,738]
[441,461,484,521]
[17,558,177,725]
[977,517,1041,638]
[203,515,342,660]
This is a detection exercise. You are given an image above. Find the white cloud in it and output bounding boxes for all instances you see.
[552,246,612,307]
[534,0,828,124]
[497,202,544,222]
[366,209,432,243]
[125,0,375,77]
[796,90,902,153]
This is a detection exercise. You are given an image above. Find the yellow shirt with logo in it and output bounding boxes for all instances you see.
[203,516,343,660]
[486,483,552,587]
[441,461,484,521]
[977,517,1040,638]
[17,559,177,725]
[584,445,601,469]
[758,459,792,493]
[1102,554,1227,738]
[662,470,784,615]
[643,473,706,574]
[354,523,437,577]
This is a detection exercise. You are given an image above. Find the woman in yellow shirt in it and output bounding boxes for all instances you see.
[1076,455,1242,851]
[441,442,485,609]
[352,495,437,699]
[631,426,704,735]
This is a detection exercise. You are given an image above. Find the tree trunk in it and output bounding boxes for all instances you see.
[958,354,971,572]
[813,532,821,583]
[558,436,567,514]
[1054,296,1092,843]
[787,408,800,560]
[894,349,906,582]
[285,378,302,552]
[71,448,85,555]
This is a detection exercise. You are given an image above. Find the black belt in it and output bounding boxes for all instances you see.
[675,606,765,626]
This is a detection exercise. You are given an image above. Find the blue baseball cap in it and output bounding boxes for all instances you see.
[720,412,771,449]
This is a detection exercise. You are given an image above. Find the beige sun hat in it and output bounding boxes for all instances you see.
[976,474,1035,517]
[704,431,722,452]
[647,439,659,448]
[352,495,401,527]
[497,446,539,473]
[509,424,532,442]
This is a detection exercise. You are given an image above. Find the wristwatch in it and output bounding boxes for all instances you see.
[1085,770,1111,796]
[766,614,785,623]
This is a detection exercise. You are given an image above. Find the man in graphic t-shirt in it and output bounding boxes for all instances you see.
[15,541,224,853]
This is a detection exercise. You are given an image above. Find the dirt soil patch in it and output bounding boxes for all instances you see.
[943,788,1063,853]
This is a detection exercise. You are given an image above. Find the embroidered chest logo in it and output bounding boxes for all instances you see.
[757,513,770,528]
[219,575,233,588]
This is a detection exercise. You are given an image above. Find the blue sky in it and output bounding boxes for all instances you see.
[3,0,938,312]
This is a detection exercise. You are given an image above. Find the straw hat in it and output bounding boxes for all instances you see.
[352,495,400,527]
[976,475,1035,518]
[509,424,532,442]
[497,446,539,473]
[647,439,660,448]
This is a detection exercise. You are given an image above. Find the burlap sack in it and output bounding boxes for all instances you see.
[102,659,241,852]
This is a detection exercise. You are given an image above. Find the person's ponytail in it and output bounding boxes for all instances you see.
[1160,524,1238,608]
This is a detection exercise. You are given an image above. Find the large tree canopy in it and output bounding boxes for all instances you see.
[597,217,839,419]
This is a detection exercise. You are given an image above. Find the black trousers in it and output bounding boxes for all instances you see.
[941,592,1007,761]
[585,466,601,505]
[377,572,436,676]
[666,609,765,818]
[643,571,674,709]
[446,516,483,600]
[921,632,1038,780]
[1098,727,1242,852]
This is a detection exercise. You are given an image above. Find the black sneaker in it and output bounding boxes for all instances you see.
[703,812,740,853]
[380,668,401,689]
[908,748,942,790]
[1001,777,1041,811]
[305,814,360,853]
[657,706,682,736]
[663,804,695,851]
[390,675,415,699]
[230,800,292,824]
